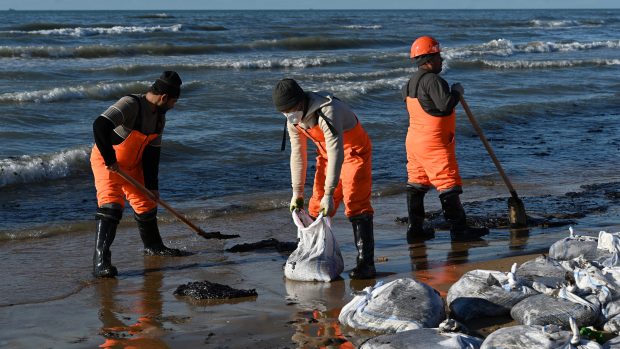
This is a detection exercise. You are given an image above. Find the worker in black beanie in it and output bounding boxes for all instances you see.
[90,70,189,278]
[273,78,377,280]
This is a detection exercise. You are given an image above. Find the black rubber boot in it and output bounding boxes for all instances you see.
[439,190,489,241]
[135,209,189,256]
[93,207,122,278]
[406,185,435,243]
[349,214,376,279]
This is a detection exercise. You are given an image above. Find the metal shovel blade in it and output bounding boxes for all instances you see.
[508,196,528,228]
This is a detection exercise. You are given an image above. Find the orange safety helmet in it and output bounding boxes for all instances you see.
[410,36,441,58]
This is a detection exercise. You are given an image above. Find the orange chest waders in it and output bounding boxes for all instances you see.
[91,130,160,214]
[405,96,462,191]
[296,120,373,218]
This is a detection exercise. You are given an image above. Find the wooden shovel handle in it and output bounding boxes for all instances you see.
[114,168,209,235]
[459,96,519,200]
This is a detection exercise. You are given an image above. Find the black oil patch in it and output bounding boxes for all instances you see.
[395,181,620,230]
[174,281,257,300]
[226,238,297,253]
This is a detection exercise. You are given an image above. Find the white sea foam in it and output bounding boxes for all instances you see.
[529,19,603,28]
[0,146,91,187]
[200,56,342,69]
[445,39,620,60]
[478,59,620,69]
[0,35,384,58]
[7,24,183,37]
[317,76,408,100]
[149,13,172,18]
[0,81,150,103]
[72,52,407,74]
[342,25,382,29]
[517,40,620,53]
[304,67,414,80]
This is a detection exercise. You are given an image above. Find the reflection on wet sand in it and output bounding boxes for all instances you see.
[509,227,530,250]
[96,258,169,349]
[410,239,489,297]
[286,279,356,348]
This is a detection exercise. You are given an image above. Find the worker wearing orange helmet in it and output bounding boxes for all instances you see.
[90,71,189,278]
[273,78,375,279]
[402,36,489,242]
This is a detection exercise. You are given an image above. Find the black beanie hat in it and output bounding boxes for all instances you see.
[151,71,182,98]
[272,78,305,111]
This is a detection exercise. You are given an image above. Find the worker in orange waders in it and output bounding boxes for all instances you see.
[272,78,375,279]
[90,71,189,278]
[402,36,489,243]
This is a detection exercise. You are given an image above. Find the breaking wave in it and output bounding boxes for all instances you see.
[0,36,400,58]
[443,39,620,59]
[82,56,345,74]
[131,13,175,19]
[0,80,201,103]
[0,146,91,188]
[457,58,620,70]
[6,24,183,37]
[342,25,382,29]
[528,19,604,28]
[0,81,151,103]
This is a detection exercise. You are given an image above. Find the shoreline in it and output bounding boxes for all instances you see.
[1,187,618,348]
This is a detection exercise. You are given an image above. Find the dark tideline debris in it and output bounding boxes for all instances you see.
[394,181,620,229]
[174,281,257,300]
[197,230,240,240]
[226,238,297,253]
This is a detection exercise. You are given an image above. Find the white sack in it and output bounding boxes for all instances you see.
[284,210,344,282]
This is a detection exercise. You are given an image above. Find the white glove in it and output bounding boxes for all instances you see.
[319,194,334,216]
[290,196,304,212]
[451,83,464,96]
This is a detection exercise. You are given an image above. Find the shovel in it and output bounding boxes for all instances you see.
[459,96,528,228]
[115,168,239,240]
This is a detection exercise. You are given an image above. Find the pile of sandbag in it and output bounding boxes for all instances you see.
[343,228,620,348]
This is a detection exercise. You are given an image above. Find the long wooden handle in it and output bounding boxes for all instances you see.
[459,96,519,200]
[115,168,208,235]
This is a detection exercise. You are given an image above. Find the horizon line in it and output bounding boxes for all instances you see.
[5,7,620,11]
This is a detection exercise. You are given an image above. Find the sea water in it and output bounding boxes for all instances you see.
[0,9,619,239]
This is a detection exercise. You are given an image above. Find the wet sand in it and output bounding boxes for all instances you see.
[1,182,620,348]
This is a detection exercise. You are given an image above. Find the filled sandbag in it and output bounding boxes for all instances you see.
[447,268,535,321]
[605,299,620,322]
[574,264,615,305]
[604,314,620,334]
[516,255,571,288]
[481,324,572,349]
[549,228,599,261]
[284,210,344,282]
[339,278,445,333]
[360,327,482,349]
[595,231,620,268]
[603,336,620,349]
[482,317,602,349]
[598,231,620,254]
[511,290,600,328]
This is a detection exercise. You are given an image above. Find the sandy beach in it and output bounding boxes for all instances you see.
[3,180,619,349]
[0,6,619,349]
